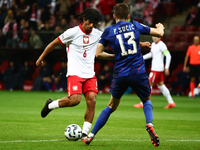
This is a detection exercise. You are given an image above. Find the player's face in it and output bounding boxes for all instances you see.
[82,19,97,33]
[152,36,160,43]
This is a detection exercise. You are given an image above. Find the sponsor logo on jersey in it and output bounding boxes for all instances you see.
[61,34,65,40]
[83,36,89,44]
[73,86,78,91]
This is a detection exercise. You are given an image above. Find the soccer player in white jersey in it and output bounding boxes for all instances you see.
[35,8,102,139]
[134,36,176,109]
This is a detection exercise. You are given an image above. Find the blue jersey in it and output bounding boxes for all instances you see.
[99,20,150,77]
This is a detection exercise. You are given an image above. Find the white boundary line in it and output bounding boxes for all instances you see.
[0,139,200,143]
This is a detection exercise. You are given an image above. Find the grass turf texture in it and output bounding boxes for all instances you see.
[0,91,199,150]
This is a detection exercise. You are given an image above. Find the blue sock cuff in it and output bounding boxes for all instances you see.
[104,106,113,114]
[143,100,152,107]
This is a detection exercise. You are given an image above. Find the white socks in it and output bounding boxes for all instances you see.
[48,99,60,110]
[82,121,92,135]
[158,85,174,104]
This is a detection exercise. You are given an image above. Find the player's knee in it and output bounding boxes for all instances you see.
[69,95,81,106]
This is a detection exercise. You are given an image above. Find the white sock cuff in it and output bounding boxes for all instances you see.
[82,121,92,135]
[48,99,60,110]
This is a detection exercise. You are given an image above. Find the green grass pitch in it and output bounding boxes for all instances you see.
[0,90,199,150]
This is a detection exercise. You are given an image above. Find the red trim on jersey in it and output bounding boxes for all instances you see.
[155,40,161,44]
[79,24,92,35]
[57,37,65,45]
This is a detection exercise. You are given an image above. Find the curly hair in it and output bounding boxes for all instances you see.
[78,8,101,23]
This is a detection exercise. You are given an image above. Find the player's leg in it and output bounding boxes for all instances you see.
[82,76,127,145]
[82,92,97,138]
[41,75,84,118]
[131,73,159,147]
[82,96,120,145]
[133,72,154,108]
[157,81,176,109]
[81,76,98,138]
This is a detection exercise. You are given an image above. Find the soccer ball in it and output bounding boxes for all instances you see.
[64,124,82,141]
[188,88,200,97]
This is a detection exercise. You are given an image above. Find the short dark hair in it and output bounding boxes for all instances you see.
[113,3,130,19]
[78,8,101,23]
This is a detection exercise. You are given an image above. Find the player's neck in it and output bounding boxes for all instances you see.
[115,19,127,23]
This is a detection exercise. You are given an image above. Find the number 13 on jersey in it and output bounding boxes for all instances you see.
[116,32,137,56]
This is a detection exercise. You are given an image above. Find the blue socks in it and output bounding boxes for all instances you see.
[91,106,113,135]
[143,100,153,124]
[44,81,52,91]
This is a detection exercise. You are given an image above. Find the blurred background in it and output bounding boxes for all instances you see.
[0,0,199,96]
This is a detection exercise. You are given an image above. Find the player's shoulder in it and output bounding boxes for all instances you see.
[93,27,103,35]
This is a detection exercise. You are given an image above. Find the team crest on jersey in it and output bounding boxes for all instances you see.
[83,36,89,44]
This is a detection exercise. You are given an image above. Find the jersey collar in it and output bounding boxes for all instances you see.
[79,24,92,35]
[155,40,161,44]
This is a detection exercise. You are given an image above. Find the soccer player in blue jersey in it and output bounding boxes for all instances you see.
[82,3,164,147]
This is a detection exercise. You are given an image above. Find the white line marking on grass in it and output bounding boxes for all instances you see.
[0,139,200,143]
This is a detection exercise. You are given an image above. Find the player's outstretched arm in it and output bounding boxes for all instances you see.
[95,43,115,60]
[36,38,61,66]
[150,23,165,37]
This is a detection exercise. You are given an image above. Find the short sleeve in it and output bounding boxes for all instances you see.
[132,20,150,35]
[58,28,75,45]
[160,42,168,52]
[186,46,191,56]
[98,28,109,47]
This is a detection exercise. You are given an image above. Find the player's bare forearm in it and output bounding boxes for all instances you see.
[97,52,115,60]
[140,42,151,50]
[36,38,61,66]
[96,43,115,60]
[150,23,165,37]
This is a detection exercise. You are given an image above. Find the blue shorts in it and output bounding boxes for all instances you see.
[110,73,151,99]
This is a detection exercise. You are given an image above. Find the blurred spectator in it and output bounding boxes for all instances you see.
[49,0,57,15]
[52,26,62,49]
[0,29,6,46]
[2,15,18,48]
[142,1,154,26]
[97,64,113,93]
[56,0,71,21]
[29,30,43,49]
[96,0,116,22]
[37,0,51,23]
[0,4,7,28]
[69,15,78,28]
[99,14,114,32]
[130,0,145,19]
[54,61,67,92]
[184,6,199,26]
[10,0,18,19]
[76,0,90,14]
[170,67,190,95]
[3,61,18,90]
[29,2,39,30]
[148,0,160,10]
[41,21,53,47]
[32,60,53,91]
[4,9,14,24]
[17,60,32,90]
[37,20,44,31]
[48,14,56,29]
[16,0,30,22]
[0,0,12,9]
[59,18,69,32]
[18,19,29,48]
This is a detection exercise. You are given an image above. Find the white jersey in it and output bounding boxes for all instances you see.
[58,24,102,78]
[150,40,168,71]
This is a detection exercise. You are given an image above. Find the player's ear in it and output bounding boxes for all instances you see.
[83,17,86,22]
[113,14,116,20]
[127,14,130,20]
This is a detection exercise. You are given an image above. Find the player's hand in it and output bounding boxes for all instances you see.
[140,42,151,50]
[155,23,165,30]
[36,58,44,66]
[165,69,170,76]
